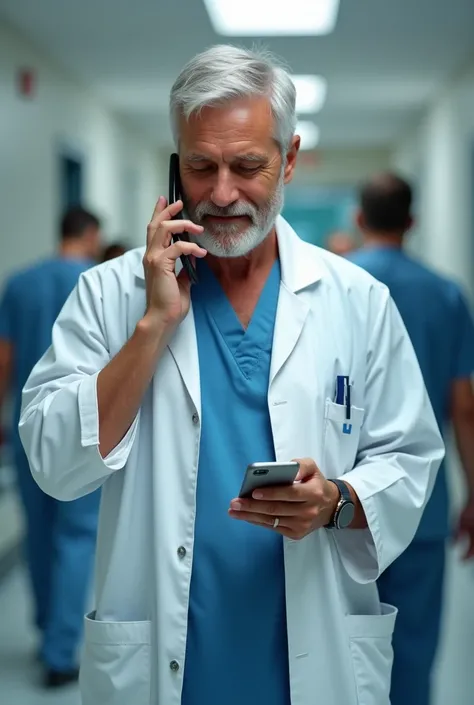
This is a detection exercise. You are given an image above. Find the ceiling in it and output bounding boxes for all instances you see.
[2,0,474,149]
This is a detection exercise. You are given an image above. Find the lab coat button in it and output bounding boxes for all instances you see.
[192,412,199,425]
[177,546,186,559]
[170,660,180,672]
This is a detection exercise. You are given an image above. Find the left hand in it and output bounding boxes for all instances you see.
[229,458,340,540]
[455,498,474,560]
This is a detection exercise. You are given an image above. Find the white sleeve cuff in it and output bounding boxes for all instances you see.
[330,493,380,584]
[330,463,406,584]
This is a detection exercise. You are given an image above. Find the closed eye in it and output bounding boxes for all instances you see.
[190,164,214,173]
[236,164,262,175]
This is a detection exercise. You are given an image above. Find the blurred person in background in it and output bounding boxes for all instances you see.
[326,229,357,257]
[0,206,103,688]
[101,241,128,262]
[350,172,474,705]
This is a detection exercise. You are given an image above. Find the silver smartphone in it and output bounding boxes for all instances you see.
[238,461,300,499]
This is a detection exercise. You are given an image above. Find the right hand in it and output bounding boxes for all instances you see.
[142,197,206,327]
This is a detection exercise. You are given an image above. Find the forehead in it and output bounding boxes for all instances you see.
[179,97,278,159]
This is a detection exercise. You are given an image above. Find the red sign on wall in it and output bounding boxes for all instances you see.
[17,68,36,98]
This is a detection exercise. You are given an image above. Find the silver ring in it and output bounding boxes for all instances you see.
[273,517,280,529]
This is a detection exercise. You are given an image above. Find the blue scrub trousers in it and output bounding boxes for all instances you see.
[14,444,100,671]
[377,539,446,705]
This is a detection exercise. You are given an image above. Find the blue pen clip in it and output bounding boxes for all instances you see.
[335,375,351,422]
[335,375,345,405]
[345,379,351,420]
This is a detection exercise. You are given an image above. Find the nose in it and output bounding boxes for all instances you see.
[211,168,239,208]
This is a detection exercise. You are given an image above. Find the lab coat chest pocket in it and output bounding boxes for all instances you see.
[322,400,365,478]
[346,604,397,705]
[80,612,151,705]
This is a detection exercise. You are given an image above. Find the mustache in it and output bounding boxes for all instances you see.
[193,201,257,220]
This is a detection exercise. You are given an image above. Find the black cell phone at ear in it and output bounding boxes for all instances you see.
[169,153,198,284]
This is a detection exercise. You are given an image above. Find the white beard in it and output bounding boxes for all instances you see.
[185,171,285,258]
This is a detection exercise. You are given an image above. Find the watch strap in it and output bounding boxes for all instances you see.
[325,479,353,528]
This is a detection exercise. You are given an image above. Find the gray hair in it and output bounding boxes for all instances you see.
[169,45,297,153]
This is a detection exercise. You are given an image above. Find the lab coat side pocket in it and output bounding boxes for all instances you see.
[322,400,365,478]
[346,603,397,705]
[80,612,151,705]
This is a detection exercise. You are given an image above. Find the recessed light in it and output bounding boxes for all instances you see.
[296,121,320,150]
[293,75,327,114]
[203,0,340,36]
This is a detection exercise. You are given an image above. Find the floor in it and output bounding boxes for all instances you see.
[0,566,80,705]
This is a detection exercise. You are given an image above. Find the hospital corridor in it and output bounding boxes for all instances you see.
[1,2,474,704]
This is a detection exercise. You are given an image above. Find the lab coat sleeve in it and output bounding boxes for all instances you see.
[332,286,445,584]
[19,269,140,501]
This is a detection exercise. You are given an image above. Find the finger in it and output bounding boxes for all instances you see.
[146,200,185,248]
[294,458,319,482]
[228,510,297,538]
[230,498,302,516]
[248,483,310,502]
[161,219,204,236]
[147,197,167,247]
[148,219,204,253]
[151,195,168,221]
[147,219,204,255]
[228,509,288,529]
[165,240,207,263]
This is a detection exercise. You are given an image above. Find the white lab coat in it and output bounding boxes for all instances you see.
[19,216,444,705]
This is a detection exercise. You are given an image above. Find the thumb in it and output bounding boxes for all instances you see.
[293,458,318,482]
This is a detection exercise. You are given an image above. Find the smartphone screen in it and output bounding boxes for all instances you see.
[168,153,198,284]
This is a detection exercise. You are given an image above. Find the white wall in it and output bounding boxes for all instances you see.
[392,58,474,299]
[0,20,165,286]
[293,147,391,187]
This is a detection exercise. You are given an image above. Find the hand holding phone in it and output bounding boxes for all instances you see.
[142,196,206,328]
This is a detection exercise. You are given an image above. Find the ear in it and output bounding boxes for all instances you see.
[283,135,300,185]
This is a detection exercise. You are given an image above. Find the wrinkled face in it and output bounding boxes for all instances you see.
[179,97,299,257]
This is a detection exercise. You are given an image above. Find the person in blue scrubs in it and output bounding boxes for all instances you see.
[349,173,474,705]
[0,207,103,688]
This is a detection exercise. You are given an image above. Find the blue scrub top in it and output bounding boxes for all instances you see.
[182,258,291,705]
[349,246,474,539]
[0,256,93,447]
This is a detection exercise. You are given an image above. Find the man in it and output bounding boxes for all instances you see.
[349,172,474,705]
[0,206,102,688]
[101,241,128,262]
[326,229,357,257]
[19,47,444,705]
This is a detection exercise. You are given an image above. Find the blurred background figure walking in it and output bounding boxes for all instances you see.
[101,241,128,263]
[0,207,103,689]
[350,173,474,705]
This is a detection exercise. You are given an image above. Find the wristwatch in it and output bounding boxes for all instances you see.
[325,479,355,529]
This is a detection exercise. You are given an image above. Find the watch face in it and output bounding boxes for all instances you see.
[337,502,355,529]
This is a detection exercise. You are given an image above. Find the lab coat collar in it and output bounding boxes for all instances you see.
[275,215,323,293]
[132,215,324,292]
